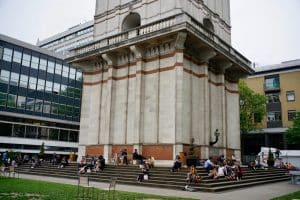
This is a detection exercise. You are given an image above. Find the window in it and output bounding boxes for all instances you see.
[69,131,78,142]
[7,94,17,107]
[288,110,296,121]
[69,68,76,79]
[10,72,19,86]
[51,103,59,115]
[76,71,82,81]
[266,93,280,103]
[3,48,13,62]
[53,83,60,93]
[122,13,141,31]
[55,63,62,75]
[26,97,35,111]
[43,101,51,114]
[265,77,280,90]
[0,122,12,136]
[59,129,69,141]
[34,99,43,112]
[66,105,73,116]
[74,88,81,99]
[58,104,66,116]
[37,127,48,140]
[17,96,26,109]
[25,126,37,139]
[49,129,59,140]
[47,61,55,73]
[22,53,31,67]
[267,112,281,122]
[74,106,80,117]
[31,56,39,69]
[62,65,69,78]
[37,79,45,91]
[20,74,28,88]
[39,59,47,71]
[29,77,37,90]
[0,69,10,83]
[45,81,53,92]
[60,84,67,95]
[13,124,25,138]
[286,91,295,102]
[13,51,22,63]
[0,92,7,106]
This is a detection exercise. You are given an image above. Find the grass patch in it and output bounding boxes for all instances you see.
[272,190,300,200]
[0,177,195,200]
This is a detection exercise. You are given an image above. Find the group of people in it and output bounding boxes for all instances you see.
[50,153,69,168]
[78,155,105,174]
[204,156,243,181]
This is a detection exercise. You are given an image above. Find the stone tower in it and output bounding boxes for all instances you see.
[68,0,253,164]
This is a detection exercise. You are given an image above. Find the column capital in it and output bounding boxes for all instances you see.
[174,32,187,50]
[130,45,145,59]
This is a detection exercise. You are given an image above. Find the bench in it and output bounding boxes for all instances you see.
[289,171,300,185]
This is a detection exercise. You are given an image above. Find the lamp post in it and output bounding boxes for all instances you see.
[210,129,221,146]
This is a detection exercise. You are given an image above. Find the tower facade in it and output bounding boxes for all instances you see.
[68,0,253,164]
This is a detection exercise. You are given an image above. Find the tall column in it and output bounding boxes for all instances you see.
[174,32,187,158]
[101,53,116,160]
[198,50,216,159]
[130,45,144,153]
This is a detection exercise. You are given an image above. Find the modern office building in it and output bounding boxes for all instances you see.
[0,34,82,155]
[67,0,253,164]
[37,20,94,56]
[243,59,300,156]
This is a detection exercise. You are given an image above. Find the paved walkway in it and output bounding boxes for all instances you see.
[18,174,299,200]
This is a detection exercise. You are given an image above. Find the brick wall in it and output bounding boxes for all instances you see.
[142,145,173,160]
[86,145,104,156]
[111,145,133,156]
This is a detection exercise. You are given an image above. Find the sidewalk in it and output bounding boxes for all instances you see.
[18,174,299,200]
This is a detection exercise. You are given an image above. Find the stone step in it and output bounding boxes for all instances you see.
[16,163,289,192]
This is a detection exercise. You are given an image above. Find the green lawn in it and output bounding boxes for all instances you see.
[272,190,300,200]
[0,177,196,200]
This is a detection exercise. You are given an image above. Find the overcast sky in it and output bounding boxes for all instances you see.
[0,0,299,66]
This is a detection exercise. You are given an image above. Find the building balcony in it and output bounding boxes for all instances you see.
[67,13,253,75]
[266,102,281,112]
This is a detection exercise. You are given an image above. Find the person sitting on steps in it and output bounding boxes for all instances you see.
[170,155,181,172]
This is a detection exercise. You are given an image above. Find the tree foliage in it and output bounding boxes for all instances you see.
[239,80,267,133]
[287,112,300,145]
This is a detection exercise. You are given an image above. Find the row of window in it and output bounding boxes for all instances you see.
[0,69,81,98]
[266,91,295,103]
[0,92,80,118]
[1,47,82,80]
[40,26,93,49]
[0,122,78,142]
[54,37,93,54]
[0,143,78,153]
[267,110,297,122]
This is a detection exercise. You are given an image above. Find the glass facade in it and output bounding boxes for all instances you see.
[0,40,82,122]
[0,36,81,154]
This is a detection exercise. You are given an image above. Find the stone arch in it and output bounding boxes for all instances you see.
[122,12,141,31]
[203,18,214,32]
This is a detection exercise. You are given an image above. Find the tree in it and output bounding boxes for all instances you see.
[286,112,300,146]
[239,80,267,133]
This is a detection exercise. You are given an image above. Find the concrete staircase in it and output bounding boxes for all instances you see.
[16,162,290,192]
